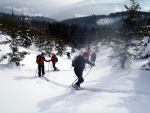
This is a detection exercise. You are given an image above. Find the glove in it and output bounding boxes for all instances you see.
[92,63,95,66]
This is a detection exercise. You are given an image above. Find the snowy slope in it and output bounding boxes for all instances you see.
[0,34,150,113]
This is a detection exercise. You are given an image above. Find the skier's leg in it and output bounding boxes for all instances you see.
[74,69,84,87]
[76,75,84,86]
[38,65,41,77]
[41,65,45,76]
[52,63,55,70]
[53,63,57,70]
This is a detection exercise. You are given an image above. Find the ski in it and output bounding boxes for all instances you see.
[72,87,84,90]
[43,75,49,81]
[35,76,49,82]
[53,69,60,71]
[72,87,101,92]
[75,88,84,91]
[71,85,83,90]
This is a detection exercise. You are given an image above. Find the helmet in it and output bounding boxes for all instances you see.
[83,52,89,58]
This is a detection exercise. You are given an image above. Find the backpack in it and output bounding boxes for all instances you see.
[55,56,58,62]
[72,57,77,67]
[36,55,41,64]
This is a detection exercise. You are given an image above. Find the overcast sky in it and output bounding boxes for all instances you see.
[0,0,130,5]
[48,0,126,4]
[1,0,81,4]
[1,0,150,5]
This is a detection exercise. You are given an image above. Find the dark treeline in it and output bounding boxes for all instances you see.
[0,10,150,50]
[0,11,106,50]
[62,11,150,28]
[0,12,57,23]
[0,10,150,49]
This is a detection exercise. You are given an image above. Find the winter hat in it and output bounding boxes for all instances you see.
[83,52,89,58]
[52,53,56,56]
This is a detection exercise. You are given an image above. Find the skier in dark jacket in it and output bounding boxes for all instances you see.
[36,52,50,77]
[66,52,71,59]
[72,52,95,90]
[90,52,96,63]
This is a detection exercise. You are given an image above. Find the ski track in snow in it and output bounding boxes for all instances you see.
[34,75,150,96]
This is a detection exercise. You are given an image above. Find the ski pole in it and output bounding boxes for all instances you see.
[66,66,93,91]
[83,66,93,79]
[49,62,53,70]
[47,62,50,76]
[34,68,38,78]
[66,78,78,91]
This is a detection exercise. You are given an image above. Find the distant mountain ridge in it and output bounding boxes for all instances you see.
[0,1,63,18]
[0,0,150,21]
[50,3,125,21]
[0,12,57,23]
[0,2,45,16]
[0,1,126,21]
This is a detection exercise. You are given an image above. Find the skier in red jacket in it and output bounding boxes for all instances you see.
[50,53,58,71]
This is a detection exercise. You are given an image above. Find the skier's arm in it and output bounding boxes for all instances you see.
[50,56,55,62]
[43,57,50,62]
[85,60,95,66]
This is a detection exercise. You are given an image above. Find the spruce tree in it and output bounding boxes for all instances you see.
[109,0,141,68]
[124,0,141,34]
[18,13,32,47]
[0,8,29,66]
[33,25,46,51]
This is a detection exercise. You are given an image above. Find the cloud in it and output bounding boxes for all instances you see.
[75,13,89,18]
[41,0,82,5]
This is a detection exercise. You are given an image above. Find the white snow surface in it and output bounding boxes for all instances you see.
[97,17,120,25]
[0,35,150,113]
